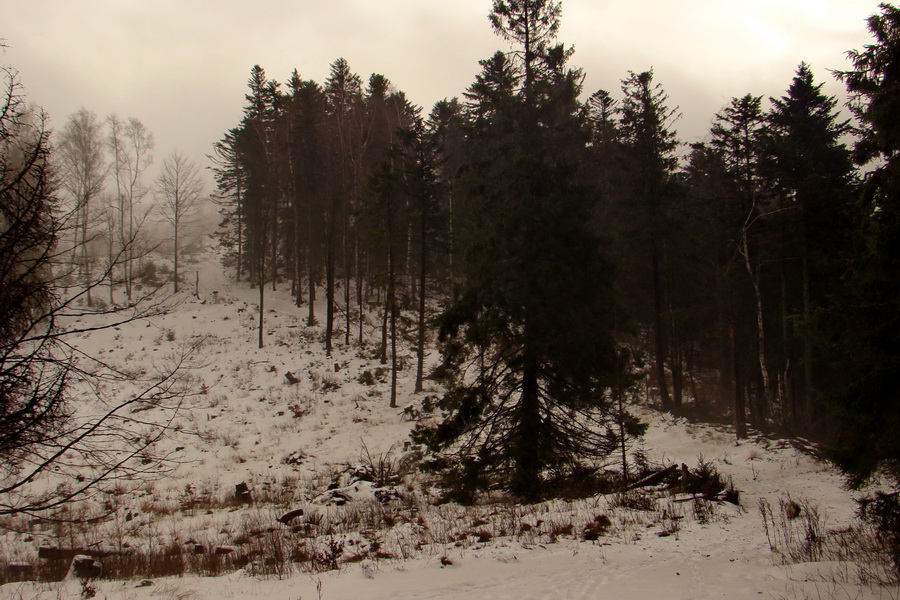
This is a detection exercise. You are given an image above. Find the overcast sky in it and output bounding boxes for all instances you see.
[3,0,881,185]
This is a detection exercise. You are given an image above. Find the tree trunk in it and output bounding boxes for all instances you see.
[515,338,542,500]
[800,220,813,433]
[345,231,352,347]
[258,265,265,349]
[387,204,398,407]
[731,320,747,439]
[306,214,316,326]
[236,184,243,284]
[325,220,335,357]
[357,241,365,346]
[741,223,771,425]
[651,247,671,408]
[415,209,427,393]
[173,216,179,294]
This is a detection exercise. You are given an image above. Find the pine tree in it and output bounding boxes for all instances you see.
[823,3,900,485]
[323,58,364,356]
[762,63,855,432]
[616,70,681,408]
[235,65,281,347]
[415,1,638,502]
[361,154,406,408]
[210,127,247,282]
[396,116,446,393]
[708,94,770,436]
[427,98,467,273]
[283,71,327,321]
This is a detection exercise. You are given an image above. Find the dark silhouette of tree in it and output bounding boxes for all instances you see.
[822,3,900,486]
[397,116,446,394]
[415,2,638,502]
[283,70,327,320]
[236,65,281,348]
[210,127,247,283]
[616,70,681,409]
[323,58,365,357]
[362,155,406,408]
[708,94,770,436]
[762,63,855,432]
[427,98,467,273]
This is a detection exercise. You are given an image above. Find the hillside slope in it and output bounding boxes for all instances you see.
[1,249,895,599]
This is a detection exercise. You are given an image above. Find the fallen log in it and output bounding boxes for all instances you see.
[627,464,678,490]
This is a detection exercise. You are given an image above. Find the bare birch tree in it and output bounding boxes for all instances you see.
[155,150,204,293]
[57,108,107,306]
[107,115,154,300]
[2,59,190,517]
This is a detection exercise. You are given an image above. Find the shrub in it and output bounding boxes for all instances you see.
[857,491,900,576]
[581,514,612,541]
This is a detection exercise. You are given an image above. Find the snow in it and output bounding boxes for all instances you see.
[2,247,897,599]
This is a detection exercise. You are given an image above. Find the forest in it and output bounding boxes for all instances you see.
[205,1,900,498]
[2,1,900,590]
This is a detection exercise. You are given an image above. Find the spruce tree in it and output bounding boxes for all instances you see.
[615,70,681,408]
[210,127,246,282]
[414,1,639,502]
[823,3,900,485]
[235,65,281,347]
[323,58,364,356]
[762,63,855,432]
[395,116,446,394]
[708,94,769,435]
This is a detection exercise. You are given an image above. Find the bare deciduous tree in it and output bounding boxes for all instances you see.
[107,114,154,301]
[1,59,192,518]
[155,150,205,293]
[57,108,107,306]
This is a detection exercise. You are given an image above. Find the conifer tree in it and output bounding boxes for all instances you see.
[323,58,364,356]
[361,155,406,408]
[210,127,247,282]
[283,71,327,320]
[415,1,639,502]
[427,98,467,272]
[763,63,855,431]
[236,65,281,347]
[616,70,680,408]
[396,116,446,393]
[708,94,770,435]
[823,3,900,485]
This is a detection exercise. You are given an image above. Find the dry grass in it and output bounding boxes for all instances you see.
[759,493,900,588]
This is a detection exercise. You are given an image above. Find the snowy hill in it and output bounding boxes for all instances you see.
[0,247,896,600]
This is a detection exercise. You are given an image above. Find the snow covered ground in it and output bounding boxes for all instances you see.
[1,248,898,599]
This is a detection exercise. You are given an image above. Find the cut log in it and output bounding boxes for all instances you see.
[235,482,253,504]
[277,509,304,525]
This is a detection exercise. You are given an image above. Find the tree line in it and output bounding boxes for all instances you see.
[211,1,900,499]
[4,0,899,507]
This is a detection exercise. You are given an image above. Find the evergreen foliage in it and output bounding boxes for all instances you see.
[202,0,897,503]
[412,1,640,502]
[823,3,900,486]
